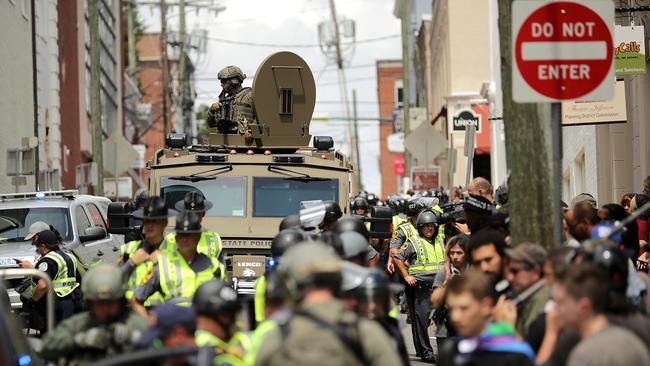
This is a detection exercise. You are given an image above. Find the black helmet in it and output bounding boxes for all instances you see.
[323,201,343,222]
[351,197,369,211]
[366,193,378,206]
[271,228,306,258]
[581,241,628,291]
[175,211,202,234]
[405,198,427,217]
[341,261,369,294]
[193,280,240,316]
[174,191,213,213]
[416,209,440,228]
[133,188,149,208]
[279,214,301,231]
[333,217,370,241]
[264,270,288,301]
[320,231,345,256]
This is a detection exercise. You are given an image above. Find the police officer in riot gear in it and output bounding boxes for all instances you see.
[341,264,409,366]
[173,191,224,260]
[319,200,343,232]
[394,209,445,363]
[17,230,82,332]
[40,264,148,364]
[254,241,401,366]
[386,197,427,274]
[193,280,250,366]
[254,228,306,324]
[118,196,175,308]
[351,196,369,217]
[132,211,224,315]
[207,65,255,143]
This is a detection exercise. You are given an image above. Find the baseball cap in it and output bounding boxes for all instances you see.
[25,221,50,240]
[33,230,59,246]
[506,243,547,268]
[137,303,196,348]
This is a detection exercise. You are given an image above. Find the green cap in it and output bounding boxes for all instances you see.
[82,264,127,301]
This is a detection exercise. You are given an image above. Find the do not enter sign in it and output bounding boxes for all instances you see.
[513,1,614,102]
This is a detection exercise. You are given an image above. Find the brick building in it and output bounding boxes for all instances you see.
[376,60,403,198]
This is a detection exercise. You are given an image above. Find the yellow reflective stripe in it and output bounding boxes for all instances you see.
[43,251,78,297]
[254,275,267,323]
[159,252,222,302]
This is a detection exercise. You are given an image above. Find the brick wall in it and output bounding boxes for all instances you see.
[377,61,402,199]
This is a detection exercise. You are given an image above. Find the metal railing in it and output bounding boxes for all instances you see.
[0,268,54,332]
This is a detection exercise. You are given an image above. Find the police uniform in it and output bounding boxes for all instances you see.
[134,250,224,307]
[119,239,165,307]
[32,248,82,323]
[172,192,225,261]
[395,213,445,362]
[119,197,176,307]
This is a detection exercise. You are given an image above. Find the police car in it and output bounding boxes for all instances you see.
[0,190,119,309]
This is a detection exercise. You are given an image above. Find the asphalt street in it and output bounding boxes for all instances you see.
[398,313,438,366]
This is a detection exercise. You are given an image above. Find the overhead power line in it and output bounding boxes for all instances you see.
[204,34,399,48]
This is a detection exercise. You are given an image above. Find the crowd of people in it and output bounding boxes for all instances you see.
[8,174,650,365]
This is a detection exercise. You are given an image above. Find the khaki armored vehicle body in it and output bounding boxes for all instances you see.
[145,52,353,287]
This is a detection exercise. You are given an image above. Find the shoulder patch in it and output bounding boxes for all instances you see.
[398,241,409,252]
[390,229,399,243]
[38,262,48,271]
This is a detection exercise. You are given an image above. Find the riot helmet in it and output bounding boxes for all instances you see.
[279,214,301,231]
[339,231,370,261]
[333,217,370,241]
[82,264,127,301]
[323,200,343,222]
[193,280,241,317]
[133,188,149,209]
[405,198,427,217]
[351,197,369,214]
[271,228,306,258]
[415,209,440,238]
[278,241,342,301]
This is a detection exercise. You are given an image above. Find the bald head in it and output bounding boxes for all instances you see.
[468,177,493,202]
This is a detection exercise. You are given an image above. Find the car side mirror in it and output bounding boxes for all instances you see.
[80,227,107,243]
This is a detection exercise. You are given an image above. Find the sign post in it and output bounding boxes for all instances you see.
[513,0,614,247]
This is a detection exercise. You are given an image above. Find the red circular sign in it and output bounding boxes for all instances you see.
[515,2,613,100]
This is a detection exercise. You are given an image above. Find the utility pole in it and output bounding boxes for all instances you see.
[400,0,411,182]
[127,1,137,76]
[178,0,187,136]
[89,0,104,194]
[160,0,170,136]
[352,89,362,191]
[497,0,554,249]
[328,0,357,187]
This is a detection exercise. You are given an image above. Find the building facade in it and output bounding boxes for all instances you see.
[376,60,403,198]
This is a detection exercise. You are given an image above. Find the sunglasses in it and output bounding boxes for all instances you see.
[508,266,531,275]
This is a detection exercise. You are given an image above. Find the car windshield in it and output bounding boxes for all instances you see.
[0,207,73,242]
[160,176,247,217]
[253,177,339,217]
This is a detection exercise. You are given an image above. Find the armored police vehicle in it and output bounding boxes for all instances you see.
[110,52,353,293]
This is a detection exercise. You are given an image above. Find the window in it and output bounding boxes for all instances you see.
[0,207,73,242]
[75,206,92,235]
[85,204,106,228]
[395,80,404,107]
[253,177,339,217]
[160,176,247,217]
[280,88,293,115]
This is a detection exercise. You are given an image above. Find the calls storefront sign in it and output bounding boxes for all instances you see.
[615,25,646,76]
[451,109,482,133]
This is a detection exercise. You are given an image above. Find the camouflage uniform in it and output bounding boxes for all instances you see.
[207,65,256,136]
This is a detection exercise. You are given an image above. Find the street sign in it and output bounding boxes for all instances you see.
[103,131,139,177]
[451,109,482,133]
[387,132,405,153]
[404,119,447,165]
[412,168,440,191]
[513,1,614,102]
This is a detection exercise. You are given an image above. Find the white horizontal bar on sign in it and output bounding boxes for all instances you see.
[521,41,607,61]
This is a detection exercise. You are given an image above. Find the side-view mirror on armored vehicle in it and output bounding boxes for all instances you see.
[107,202,136,235]
[80,227,107,243]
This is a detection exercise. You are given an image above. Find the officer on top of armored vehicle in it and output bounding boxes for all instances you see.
[207,65,255,143]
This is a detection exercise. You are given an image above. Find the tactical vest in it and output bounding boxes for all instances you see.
[195,329,251,364]
[164,231,223,259]
[36,250,79,297]
[254,275,267,323]
[158,252,224,306]
[119,240,164,307]
[392,215,407,231]
[397,222,418,240]
[232,87,255,127]
[407,235,445,276]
